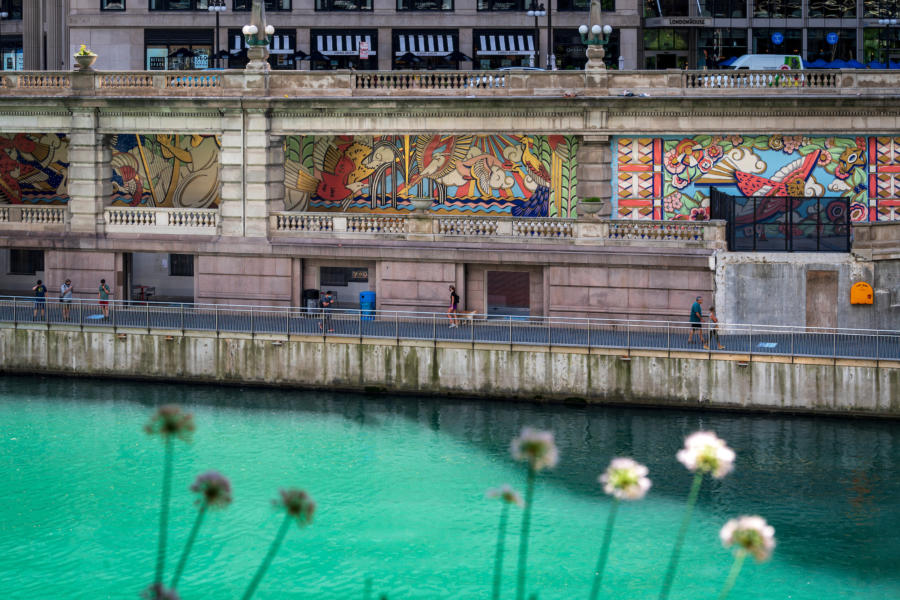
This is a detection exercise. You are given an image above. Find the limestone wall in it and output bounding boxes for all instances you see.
[2,326,896,417]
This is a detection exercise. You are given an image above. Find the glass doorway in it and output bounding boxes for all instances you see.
[644,52,687,70]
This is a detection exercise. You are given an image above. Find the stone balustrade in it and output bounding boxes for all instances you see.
[104,206,219,234]
[270,211,725,248]
[0,205,67,230]
[1,69,896,99]
[607,220,707,243]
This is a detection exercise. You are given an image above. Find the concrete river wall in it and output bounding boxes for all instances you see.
[2,325,898,417]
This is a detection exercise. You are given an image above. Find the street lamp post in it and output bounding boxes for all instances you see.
[526,2,545,68]
[208,0,227,69]
[242,0,274,71]
[578,0,613,70]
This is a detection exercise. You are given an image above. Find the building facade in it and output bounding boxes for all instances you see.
[60,0,640,72]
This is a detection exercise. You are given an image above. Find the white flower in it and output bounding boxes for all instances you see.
[510,427,559,472]
[487,484,524,507]
[676,431,735,479]
[720,515,776,562]
[599,458,651,501]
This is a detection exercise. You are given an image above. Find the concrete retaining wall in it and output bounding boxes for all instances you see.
[2,326,898,417]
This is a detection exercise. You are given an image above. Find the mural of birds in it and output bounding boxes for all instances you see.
[508,138,551,217]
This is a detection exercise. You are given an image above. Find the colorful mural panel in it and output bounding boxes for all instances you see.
[613,135,900,222]
[0,133,69,205]
[110,134,220,208]
[283,134,579,217]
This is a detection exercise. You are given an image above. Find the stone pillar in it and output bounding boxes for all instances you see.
[377,27,392,71]
[245,113,282,238]
[44,0,68,71]
[67,109,111,235]
[576,135,613,218]
[219,108,281,239]
[22,0,43,70]
[218,109,245,237]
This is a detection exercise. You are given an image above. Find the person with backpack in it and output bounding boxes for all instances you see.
[32,279,47,320]
[319,290,335,333]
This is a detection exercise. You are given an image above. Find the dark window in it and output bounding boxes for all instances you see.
[643,0,689,17]
[169,254,194,277]
[752,28,802,56]
[319,266,371,287]
[9,249,44,275]
[229,28,298,70]
[553,28,619,70]
[0,35,23,71]
[145,29,213,70]
[809,0,854,17]
[807,29,857,63]
[397,0,453,11]
[474,29,537,69]
[559,0,612,10]
[234,0,292,9]
[0,0,23,19]
[101,0,126,10]
[752,0,802,18]
[477,0,523,11]
[150,0,230,9]
[698,0,745,17]
[309,29,378,70]
[315,0,371,9]
[698,29,748,67]
[392,29,459,69]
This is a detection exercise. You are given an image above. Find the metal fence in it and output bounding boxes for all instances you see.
[2,295,898,361]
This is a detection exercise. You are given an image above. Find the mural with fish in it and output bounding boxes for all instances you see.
[0,133,69,204]
[110,134,220,208]
[283,134,579,217]
[613,135,900,222]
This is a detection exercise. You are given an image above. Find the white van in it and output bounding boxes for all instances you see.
[728,54,804,70]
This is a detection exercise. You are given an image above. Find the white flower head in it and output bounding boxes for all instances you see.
[599,457,652,501]
[720,515,776,562]
[676,431,735,479]
[487,484,524,507]
[510,427,559,472]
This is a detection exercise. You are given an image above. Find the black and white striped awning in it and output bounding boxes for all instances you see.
[395,34,455,57]
[316,35,376,56]
[231,34,294,55]
[476,34,536,56]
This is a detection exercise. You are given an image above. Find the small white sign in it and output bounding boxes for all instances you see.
[359,41,370,60]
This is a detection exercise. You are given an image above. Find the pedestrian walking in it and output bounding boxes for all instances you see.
[687,295,705,345]
[60,278,73,320]
[319,290,335,333]
[32,279,47,320]
[98,279,111,318]
[447,285,460,328]
[705,305,725,350]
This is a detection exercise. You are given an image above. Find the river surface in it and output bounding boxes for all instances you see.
[0,375,898,600]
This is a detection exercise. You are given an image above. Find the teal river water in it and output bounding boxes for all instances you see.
[0,375,898,600]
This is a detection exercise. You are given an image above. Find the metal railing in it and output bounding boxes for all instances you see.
[3,296,898,362]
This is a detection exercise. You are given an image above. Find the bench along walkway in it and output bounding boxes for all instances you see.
[3,296,898,362]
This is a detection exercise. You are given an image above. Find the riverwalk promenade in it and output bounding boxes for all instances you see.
[3,295,898,418]
[4,296,899,361]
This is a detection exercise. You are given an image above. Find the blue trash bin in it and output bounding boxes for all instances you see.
[360,291,376,321]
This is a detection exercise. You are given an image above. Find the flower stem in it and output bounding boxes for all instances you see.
[658,471,704,600]
[242,512,292,600]
[170,503,208,590]
[491,503,511,600]
[515,467,536,600]
[716,550,747,600]
[588,498,620,600]
[155,436,174,587]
